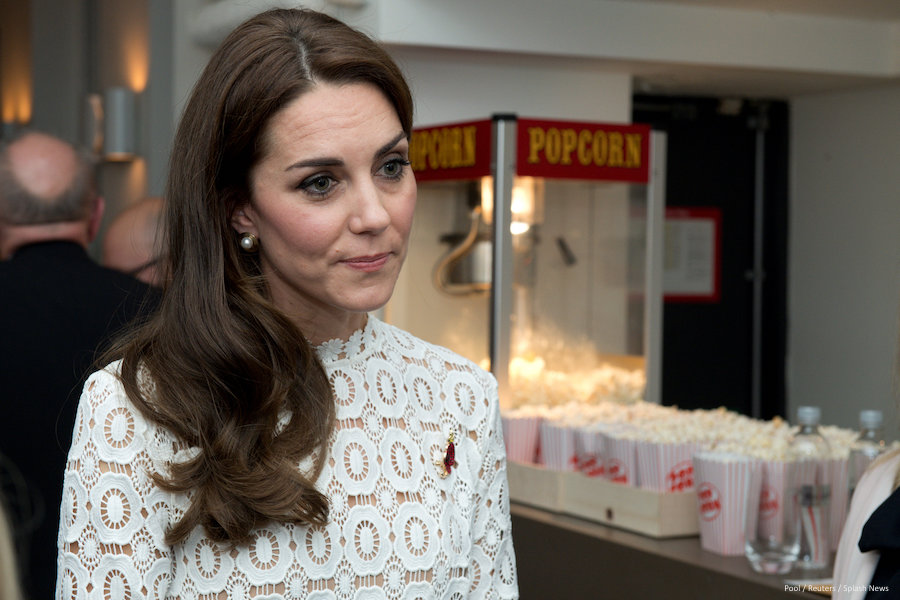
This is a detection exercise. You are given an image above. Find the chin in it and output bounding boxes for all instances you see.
[349,285,396,314]
[354,298,391,315]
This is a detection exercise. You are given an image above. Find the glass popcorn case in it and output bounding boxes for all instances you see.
[385,115,666,407]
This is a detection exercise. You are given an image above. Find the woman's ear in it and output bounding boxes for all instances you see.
[230,203,257,236]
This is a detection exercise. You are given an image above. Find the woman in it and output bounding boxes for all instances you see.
[833,447,900,599]
[56,9,518,599]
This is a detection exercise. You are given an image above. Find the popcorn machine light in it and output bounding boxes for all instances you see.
[386,115,666,408]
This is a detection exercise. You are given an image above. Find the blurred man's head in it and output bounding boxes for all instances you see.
[102,196,164,286]
[0,131,102,258]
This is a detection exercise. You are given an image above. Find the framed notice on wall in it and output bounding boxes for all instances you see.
[664,207,721,302]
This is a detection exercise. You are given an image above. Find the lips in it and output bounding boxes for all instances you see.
[341,252,391,272]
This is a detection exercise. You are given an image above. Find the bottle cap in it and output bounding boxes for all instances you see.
[860,409,883,429]
[797,405,821,426]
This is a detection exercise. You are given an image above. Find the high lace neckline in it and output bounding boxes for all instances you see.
[313,315,380,364]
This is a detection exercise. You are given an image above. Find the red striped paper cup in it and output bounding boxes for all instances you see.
[575,425,605,477]
[636,440,705,493]
[601,427,638,486]
[501,413,542,464]
[693,452,762,556]
[540,420,579,471]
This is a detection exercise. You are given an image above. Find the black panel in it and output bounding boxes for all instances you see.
[632,95,788,419]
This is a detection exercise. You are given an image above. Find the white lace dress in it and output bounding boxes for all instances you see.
[55,317,518,599]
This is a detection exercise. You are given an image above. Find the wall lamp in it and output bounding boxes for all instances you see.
[102,87,137,161]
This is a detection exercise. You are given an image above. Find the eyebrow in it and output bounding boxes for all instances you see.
[284,131,408,172]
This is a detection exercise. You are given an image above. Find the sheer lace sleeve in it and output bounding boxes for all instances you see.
[56,365,175,599]
[470,376,519,599]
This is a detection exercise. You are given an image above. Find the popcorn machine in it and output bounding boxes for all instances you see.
[385,115,666,407]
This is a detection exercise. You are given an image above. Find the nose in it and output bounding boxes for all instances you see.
[348,181,391,235]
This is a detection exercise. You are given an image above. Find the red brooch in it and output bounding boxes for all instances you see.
[435,433,458,479]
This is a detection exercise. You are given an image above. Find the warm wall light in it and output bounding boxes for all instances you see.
[0,0,32,135]
[103,87,136,161]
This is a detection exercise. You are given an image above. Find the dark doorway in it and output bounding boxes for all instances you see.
[632,95,788,420]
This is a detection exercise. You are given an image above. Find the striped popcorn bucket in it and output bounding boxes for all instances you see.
[602,429,638,486]
[636,440,705,493]
[693,452,762,556]
[574,425,605,477]
[501,414,542,464]
[540,420,579,471]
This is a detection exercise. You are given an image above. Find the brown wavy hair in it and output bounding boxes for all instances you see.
[111,8,413,546]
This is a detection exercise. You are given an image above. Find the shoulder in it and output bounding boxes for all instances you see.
[72,360,175,466]
[72,361,143,450]
[868,446,900,480]
[372,320,501,437]
[77,359,167,431]
[1,242,157,305]
[78,360,144,418]
[82,360,127,397]
[850,446,900,509]
[374,318,497,388]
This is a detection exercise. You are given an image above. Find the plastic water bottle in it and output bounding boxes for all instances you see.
[848,409,886,500]
[789,406,831,569]
[790,406,831,463]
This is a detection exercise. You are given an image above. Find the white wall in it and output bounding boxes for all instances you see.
[393,48,631,127]
[790,83,900,439]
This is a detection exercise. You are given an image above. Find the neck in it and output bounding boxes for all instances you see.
[298,311,369,346]
[0,221,91,259]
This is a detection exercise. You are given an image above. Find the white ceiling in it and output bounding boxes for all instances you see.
[622,0,900,21]
[606,0,900,96]
[195,0,900,98]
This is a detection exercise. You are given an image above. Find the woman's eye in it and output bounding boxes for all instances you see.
[379,158,410,180]
[299,174,336,196]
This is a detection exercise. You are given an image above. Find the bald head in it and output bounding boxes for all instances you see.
[103,196,164,286]
[0,130,102,258]
[9,132,80,200]
[0,131,97,226]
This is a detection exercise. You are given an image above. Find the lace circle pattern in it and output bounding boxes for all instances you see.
[56,317,518,599]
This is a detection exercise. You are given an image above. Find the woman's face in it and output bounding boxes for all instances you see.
[232,82,416,340]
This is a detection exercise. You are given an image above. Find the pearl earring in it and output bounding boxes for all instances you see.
[239,232,258,252]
